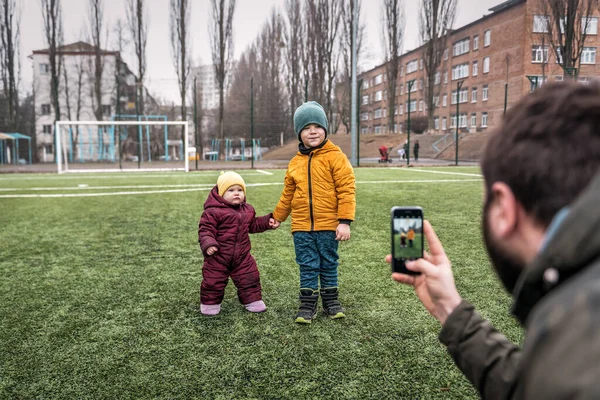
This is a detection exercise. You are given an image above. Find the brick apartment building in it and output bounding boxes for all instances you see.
[350,0,600,137]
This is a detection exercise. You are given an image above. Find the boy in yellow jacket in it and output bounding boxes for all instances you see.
[272,101,356,324]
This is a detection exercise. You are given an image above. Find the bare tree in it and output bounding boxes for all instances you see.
[284,0,304,124]
[382,0,405,134]
[40,0,63,149]
[0,0,21,129]
[169,0,191,123]
[338,0,366,133]
[539,0,598,79]
[87,0,106,121]
[209,0,236,158]
[419,0,456,129]
[126,0,147,115]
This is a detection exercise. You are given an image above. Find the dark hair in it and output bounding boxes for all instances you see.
[481,81,600,228]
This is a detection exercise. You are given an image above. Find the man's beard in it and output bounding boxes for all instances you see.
[482,200,526,294]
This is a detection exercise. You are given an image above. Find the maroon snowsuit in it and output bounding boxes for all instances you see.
[198,186,272,305]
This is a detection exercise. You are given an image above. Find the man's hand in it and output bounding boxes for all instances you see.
[336,223,351,241]
[387,220,462,325]
[269,218,281,229]
[206,246,218,256]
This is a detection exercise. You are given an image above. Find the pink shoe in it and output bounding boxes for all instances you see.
[244,300,267,313]
[200,303,221,316]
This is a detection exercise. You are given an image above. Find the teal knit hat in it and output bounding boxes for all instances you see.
[294,101,328,140]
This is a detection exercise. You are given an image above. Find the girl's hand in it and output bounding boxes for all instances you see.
[269,218,281,229]
[206,246,218,255]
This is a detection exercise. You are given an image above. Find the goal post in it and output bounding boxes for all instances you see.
[55,120,189,174]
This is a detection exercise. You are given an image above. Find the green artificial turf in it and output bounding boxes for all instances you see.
[0,167,523,399]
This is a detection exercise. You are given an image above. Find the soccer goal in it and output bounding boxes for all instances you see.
[55,120,189,174]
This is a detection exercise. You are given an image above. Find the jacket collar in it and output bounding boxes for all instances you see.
[298,139,329,155]
[512,173,600,324]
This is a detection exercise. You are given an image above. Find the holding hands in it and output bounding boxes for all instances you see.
[387,220,462,325]
[269,218,281,229]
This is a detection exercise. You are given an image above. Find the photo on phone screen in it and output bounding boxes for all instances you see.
[391,206,424,275]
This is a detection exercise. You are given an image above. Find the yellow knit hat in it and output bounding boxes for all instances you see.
[217,171,246,197]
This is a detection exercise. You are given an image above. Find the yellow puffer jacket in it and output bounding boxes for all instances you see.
[273,140,356,232]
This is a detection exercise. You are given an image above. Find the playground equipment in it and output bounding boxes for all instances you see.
[0,133,32,165]
[208,138,262,161]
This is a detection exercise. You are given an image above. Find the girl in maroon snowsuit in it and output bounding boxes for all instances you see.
[198,171,277,316]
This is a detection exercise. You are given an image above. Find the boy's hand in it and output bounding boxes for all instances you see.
[206,246,218,255]
[336,223,351,241]
[269,218,281,229]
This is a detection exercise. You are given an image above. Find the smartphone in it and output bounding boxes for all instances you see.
[391,206,424,275]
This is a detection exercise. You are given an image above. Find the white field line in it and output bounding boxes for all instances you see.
[0,172,272,181]
[0,178,481,198]
[256,169,273,175]
[392,168,482,177]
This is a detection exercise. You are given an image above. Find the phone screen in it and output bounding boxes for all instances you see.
[391,207,423,274]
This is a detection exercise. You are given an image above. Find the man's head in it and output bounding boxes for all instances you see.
[294,101,328,147]
[481,81,600,292]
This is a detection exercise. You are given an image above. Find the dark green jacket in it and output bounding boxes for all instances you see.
[439,174,600,399]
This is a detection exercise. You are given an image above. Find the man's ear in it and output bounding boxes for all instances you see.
[488,182,519,239]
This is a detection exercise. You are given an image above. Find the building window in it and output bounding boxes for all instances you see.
[444,49,449,60]
[471,113,477,127]
[442,94,447,107]
[102,104,111,116]
[452,63,469,80]
[459,113,467,128]
[581,47,596,64]
[41,104,51,115]
[400,66,404,76]
[419,59,424,70]
[361,112,369,121]
[399,104,403,115]
[419,100,424,111]
[44,144,53,154]
[434,71,441,85]
[583,17,598,35]
[374,74,383,85]
[555,47,563,64]
[375,90,383,101]
[408,100,417,112]
[410,82,418,93]
[434,117,440,130]
[473,35,479,50]
[361,127,368,135]
[374,125,382,134]
[472,87,477,102]
[42,124,52,134]
[442,117,447,130]
[532,45,549,63]
[533,15,550,33]
[374,108,382,119]
[39,63,50,74]
[482,85,489,101]
[453,38,470,57]
[362,95,369,105]
[472,60,478,76]
[484,30,491,47]
[450,114,457,128]
[419,79,423,90]
[451,88,468,104]
[482,112,488,127]
[433,96,440,107]
[443,71,448,84]
[400,84,404,95]
[406,60,418,74]
[483,57,490,73]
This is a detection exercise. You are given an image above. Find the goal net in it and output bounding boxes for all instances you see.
[55,120,189,173]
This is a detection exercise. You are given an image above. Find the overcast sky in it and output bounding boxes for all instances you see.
[18,0,502,104]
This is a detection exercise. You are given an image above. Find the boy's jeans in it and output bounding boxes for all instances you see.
[293,231,339,290]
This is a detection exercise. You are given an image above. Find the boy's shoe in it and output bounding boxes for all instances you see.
[321,287,345,319]
[295,289,319,324]
[244,300,267,313]
[200,303,221,316]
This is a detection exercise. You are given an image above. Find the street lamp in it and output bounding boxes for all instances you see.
[406,79,415,166]
[455,79,465,166]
